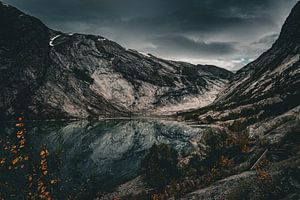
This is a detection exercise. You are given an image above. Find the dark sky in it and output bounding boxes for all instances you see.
[3,0,298,70]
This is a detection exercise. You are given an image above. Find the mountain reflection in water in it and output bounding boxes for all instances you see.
[0,118,207,199]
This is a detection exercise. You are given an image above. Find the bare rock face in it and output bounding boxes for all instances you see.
[0,2,233,120]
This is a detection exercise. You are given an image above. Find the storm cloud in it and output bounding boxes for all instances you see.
[3,0,299,70]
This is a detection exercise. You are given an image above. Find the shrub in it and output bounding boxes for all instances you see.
[141,144,181,189]
[228,120,247,132]
[227,181,252,200]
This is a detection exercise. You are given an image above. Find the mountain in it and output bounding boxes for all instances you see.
[182,1,300,128]
[176,2,300,199]
[0,1,299,199]
[0,1,233,120]
[169,1,300,200]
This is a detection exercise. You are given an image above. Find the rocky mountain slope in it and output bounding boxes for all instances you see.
[176,2,300,199]
[181,1,300,128]
[0,1,233,120]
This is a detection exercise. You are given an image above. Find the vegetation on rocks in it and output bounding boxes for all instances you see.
[141,144,181,189]
[137,130,255,199]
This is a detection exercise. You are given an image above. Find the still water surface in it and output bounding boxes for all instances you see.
[0,119,206,199]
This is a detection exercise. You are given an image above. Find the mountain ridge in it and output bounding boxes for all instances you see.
[0,1,233,120]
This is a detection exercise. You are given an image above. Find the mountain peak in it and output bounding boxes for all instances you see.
[276,1,300,45]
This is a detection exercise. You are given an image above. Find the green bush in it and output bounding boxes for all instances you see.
[141,144,181,189]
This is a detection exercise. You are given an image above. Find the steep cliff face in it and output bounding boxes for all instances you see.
[0,2,233,120]
[183,1,300,125]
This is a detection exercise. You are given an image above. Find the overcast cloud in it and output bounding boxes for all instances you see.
[4,0,299,70]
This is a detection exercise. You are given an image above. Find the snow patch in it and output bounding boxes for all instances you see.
[49,35,61,47]
[98,38,107,42]
[139,51,150,58]
[1,2,9,7]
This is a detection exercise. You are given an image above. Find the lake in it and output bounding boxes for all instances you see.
[0,119,210,199]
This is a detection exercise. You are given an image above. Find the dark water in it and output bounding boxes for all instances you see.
[0,119,205,199]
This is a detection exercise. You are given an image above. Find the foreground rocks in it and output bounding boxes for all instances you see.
[181,157,300,200]
[180,107,300,200]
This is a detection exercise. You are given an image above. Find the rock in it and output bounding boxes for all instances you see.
[180,157,300,200]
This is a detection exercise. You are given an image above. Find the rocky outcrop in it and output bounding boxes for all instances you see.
[0,2,233,120]
[180,157,300,200]
[180,107,300,199]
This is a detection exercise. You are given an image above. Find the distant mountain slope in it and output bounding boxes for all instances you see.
[0,1,233,120]
[182,1,300,126]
